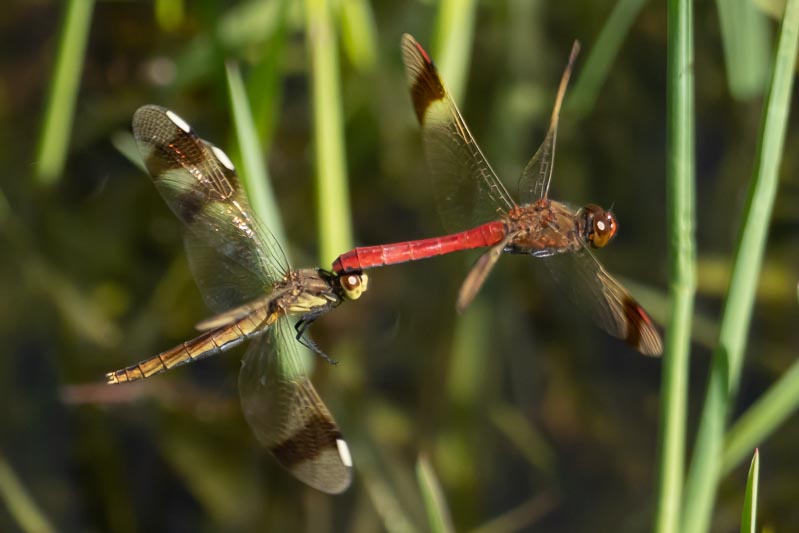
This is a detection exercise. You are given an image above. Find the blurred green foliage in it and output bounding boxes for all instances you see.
[1,1,798,532]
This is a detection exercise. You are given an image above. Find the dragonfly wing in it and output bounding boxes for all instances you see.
[456,235,512,312]
[238,318,352,494]
[517,42,580,204]
[540,246,663,356]
[132,105,289,312]
[401,34,515,231]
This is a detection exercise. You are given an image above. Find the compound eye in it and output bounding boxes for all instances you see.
[584,205,617,248]
[340,272,369,300]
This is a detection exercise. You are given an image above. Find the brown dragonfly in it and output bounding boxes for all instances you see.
[333,35,662,356]
[106,105,369,493]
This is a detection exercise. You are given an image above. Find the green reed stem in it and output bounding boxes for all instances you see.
[35,0,94,185]
[305,0,354,265]
[653,0,695,531]
[680,1,799,531]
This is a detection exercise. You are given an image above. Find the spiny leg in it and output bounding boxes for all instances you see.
[295,312,338,365]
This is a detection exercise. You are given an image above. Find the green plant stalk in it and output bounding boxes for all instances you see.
[722,359,799,473]
[653,0,695,532]
[0,454,56,533]
[740,449,759,533]
[433,0,478,103]
[35,0,95,185]
[339,0,378,73]
[246,0,290,151]
[568,0,649,115]
[225,62,288,248]
[715,0,771,100]
[305,0,354,264]
[680,0,799,530]
[416,455,455,533]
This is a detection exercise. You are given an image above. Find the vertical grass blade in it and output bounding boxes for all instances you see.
[653,0,696,531]
[225,61,288,248]
[740,449,759,533]
[35,0,95,185]
[680,0,799,530]
[416,455,455,533]
[432,0,479,103]
[715,0,771,100]
[568,0,649,115]
[722,359,799,473]
[0,454,56,533]
[339,0,378,73]
[304,0,354,264]
[246,0,290,151]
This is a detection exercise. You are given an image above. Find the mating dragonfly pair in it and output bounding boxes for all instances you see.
[107,34,662,494]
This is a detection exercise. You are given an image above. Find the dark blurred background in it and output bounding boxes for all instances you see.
[1,1,797,531]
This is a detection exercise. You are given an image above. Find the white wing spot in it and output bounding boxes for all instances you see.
[336,439,353,467]
[211,145,236,171]
[165,110,192,133]
[596,220,606,231]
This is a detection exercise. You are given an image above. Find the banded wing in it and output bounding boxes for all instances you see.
[517,41,580,204]
[401,34,515,232]
[540,247,663,356]
[132,105,289,312]
[239,317,352,494]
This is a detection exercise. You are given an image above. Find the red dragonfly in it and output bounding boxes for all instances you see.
[106,105,369,493]
[333,34,662,356]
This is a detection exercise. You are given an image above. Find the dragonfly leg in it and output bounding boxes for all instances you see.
[295,315,338,365]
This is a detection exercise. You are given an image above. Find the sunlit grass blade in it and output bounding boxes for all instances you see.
[416,455,455,533]
[225,61,287,248]
[568,0,649,115]
[304,0,354,265]
[246,0,290,150]
[722,360,799,473]
[680,0,799,531]
[740,449,759,533]
[489,404,555,474]
[339,0,378,72]
[0,454,56,533]
[35,0,95,185]
[715,0,771,100]
[433,0,479,103]
[653,0,696,531]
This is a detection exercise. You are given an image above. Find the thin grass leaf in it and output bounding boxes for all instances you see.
[489,404,555,474]
[680,0,799,530]
[246,0,290,150]
[304,0,354,264]
[35,0,95,185]
[722,360,799,473]
[715,0,771,100]
[339,0,378,72]
[653,0,696,531]
[0,454,56,533]
[568,0,649,116]
[225,61,288,248]
[433,0,479,103]
[740,449,759,533]
[416,455,455,533]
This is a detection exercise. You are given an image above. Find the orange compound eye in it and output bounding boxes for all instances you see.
[340,272,369,300]
[583,204,617,248]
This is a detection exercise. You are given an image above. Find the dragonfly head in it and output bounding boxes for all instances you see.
[581,204,617,248]
[338,271,369,300]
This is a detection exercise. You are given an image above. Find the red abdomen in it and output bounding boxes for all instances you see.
[332,221,507,273]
